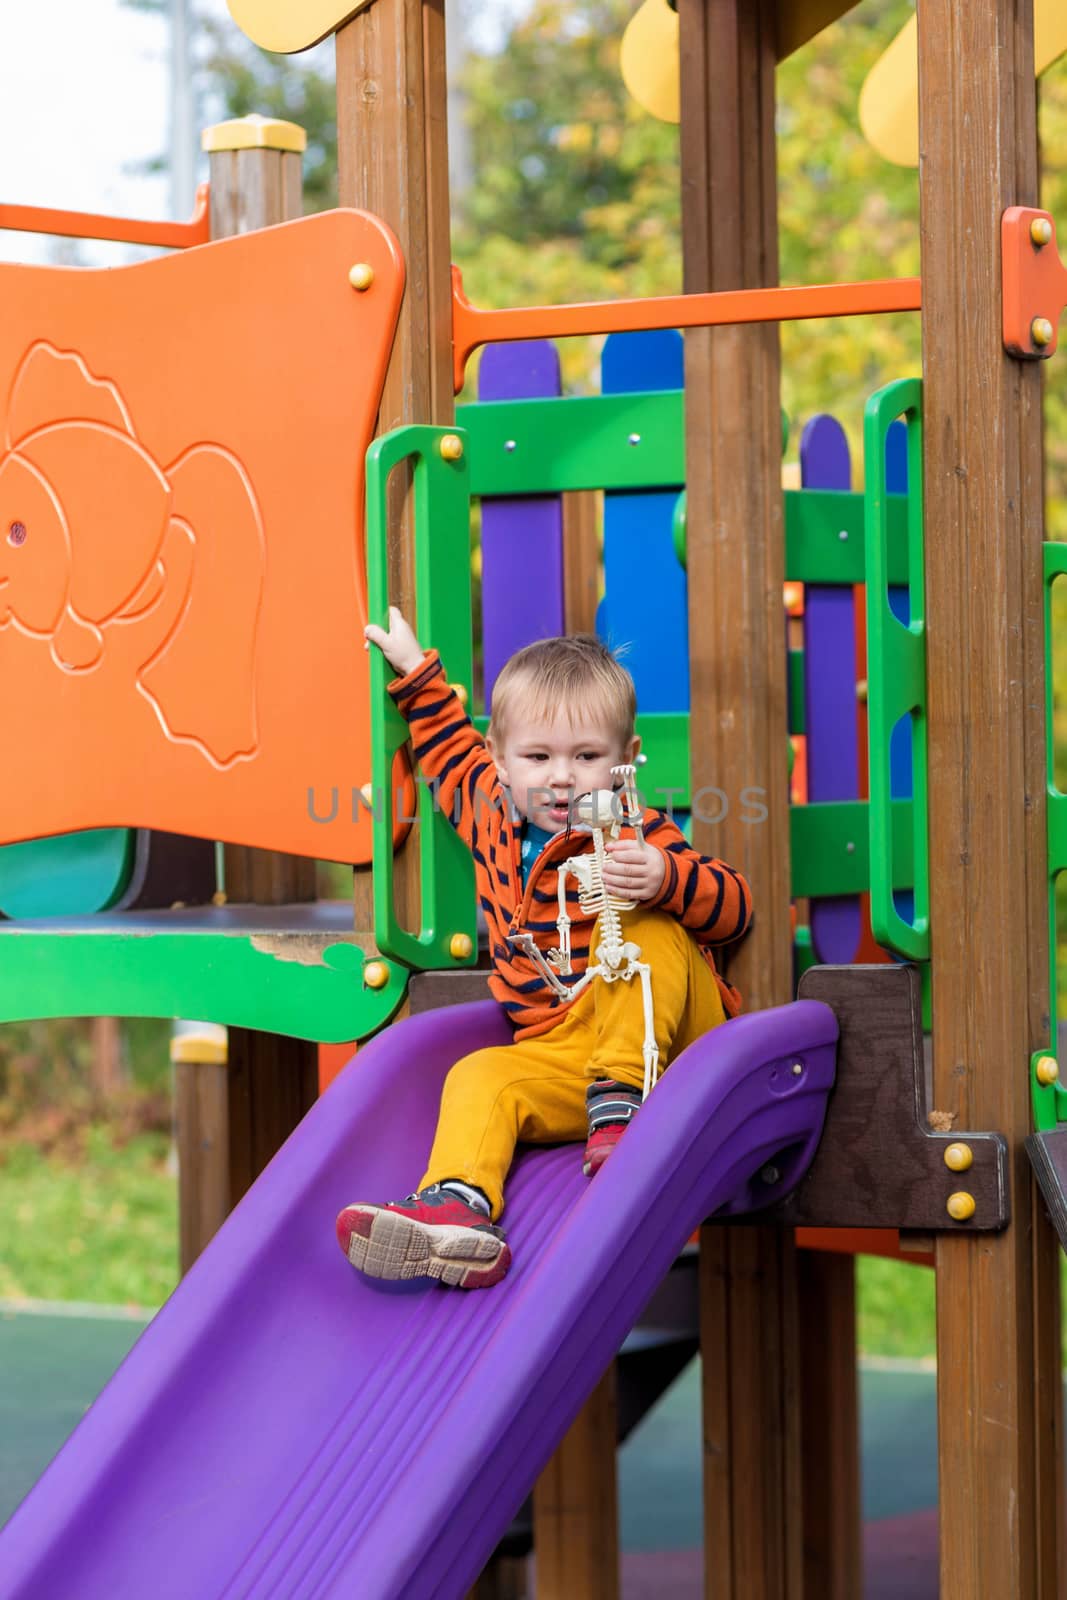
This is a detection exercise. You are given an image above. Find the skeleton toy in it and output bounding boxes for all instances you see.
[508,764,660,1100]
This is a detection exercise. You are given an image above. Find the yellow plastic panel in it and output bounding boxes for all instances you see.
[226,0,372,54]
[620,0,679,124]
[860,5,1067,169]
[0,209,404,864]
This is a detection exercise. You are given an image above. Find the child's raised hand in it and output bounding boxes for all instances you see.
[364,606,426,677]
[602,838,666,903]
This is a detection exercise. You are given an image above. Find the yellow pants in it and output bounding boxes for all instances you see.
[420,909,728,1219]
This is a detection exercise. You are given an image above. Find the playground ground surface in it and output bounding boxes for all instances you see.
[0,1298,939,1597]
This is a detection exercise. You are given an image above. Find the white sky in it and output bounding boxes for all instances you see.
[0,0,181,264]
[0,0,524,267]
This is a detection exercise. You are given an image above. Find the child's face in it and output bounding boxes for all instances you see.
[488,711,640,833]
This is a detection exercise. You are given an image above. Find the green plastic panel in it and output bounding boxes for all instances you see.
[1037,542,1067,1127]
[365,425,477,971]
[0,926,406,1041]
[790,800,914,899]
[462,391,908,586]
[789,649,805,736]
[864,378,929,961]
[672,484,909,586]
[0,829,136,918]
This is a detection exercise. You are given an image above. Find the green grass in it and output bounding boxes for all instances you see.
[856,1255,936,1361]
[0,1128,178,1310]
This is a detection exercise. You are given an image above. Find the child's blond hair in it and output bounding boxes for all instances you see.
[488,634,637,748]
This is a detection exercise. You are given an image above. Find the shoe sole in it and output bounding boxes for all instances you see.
[338,1207,511,1290]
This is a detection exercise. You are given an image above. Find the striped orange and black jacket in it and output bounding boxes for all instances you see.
[390,650,754,1039]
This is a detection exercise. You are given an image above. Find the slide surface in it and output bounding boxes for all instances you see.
[0,997,837,1600]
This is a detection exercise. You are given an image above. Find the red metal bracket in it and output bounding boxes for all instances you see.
[1002,206,1067,359]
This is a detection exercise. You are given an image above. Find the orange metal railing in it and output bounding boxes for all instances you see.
[451,264,922,392]
[0,183,211,250]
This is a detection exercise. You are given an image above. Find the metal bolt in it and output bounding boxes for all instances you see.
[838,529,849,541]
[8,521,26,546]
[944,1142,973,1173]
[791,1061,804,1077]
[1036,1055,1059,1086]
[504,439,517,453]
[628,433,641,446]
[1032,317,1055,348]
[759,1165,780,1186]
[1031,216,1053,247]
[845,841,855,854]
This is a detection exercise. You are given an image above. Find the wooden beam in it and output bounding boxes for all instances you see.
[916,3,1064,1596]
[531,1365,619,1600]
[563,491,600,635]
[198,119,320,1236]
[678,1,859,1594]
[336,0,455,947]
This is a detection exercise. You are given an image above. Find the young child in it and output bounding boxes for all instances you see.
[335,608,752,1288]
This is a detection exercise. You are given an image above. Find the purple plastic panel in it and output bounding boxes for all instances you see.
[800,415,863,964]
[0,996,837,1600]
[478,341,565,709]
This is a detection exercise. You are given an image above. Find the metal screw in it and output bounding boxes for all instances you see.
[838,529,849,542]
[628,433,641,446]
[791,1061,803,1077]
[505,440,516,453]
[759,1165,780,1185]
[846,841,855,854]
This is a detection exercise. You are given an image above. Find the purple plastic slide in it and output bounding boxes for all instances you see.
[0,997,837,1600]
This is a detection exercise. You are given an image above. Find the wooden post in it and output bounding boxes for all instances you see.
[677,2,858,1594]
[915,3,1065,1595]
[532,1366,620,1600]
[563,491,601,635]
[194,115,320,1229]
[336,0,455,947]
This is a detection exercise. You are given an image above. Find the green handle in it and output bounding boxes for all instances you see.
[365,426,477,970]
[863,378,930,961]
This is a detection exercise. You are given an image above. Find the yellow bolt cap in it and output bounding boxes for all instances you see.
[943,1142,973,1172]
[1036,1055,1060,1086]
[449,932,474,960]
[348,262,375,291]
[1031,216,1053,247]
[364,959,390,990]
[439,433,465,462]
[449,682,469,707]
[946,1191,976,1222]
[855,678,868,704]
[1032,317,1055,348]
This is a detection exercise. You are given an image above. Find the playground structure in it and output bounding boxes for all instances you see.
[0,1,1066,1598]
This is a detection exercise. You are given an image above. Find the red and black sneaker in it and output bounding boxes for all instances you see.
[582,1121,628,1176]
[335,1184,511,1290]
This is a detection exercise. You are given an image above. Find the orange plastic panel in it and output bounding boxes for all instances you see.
[0,209,403,863]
